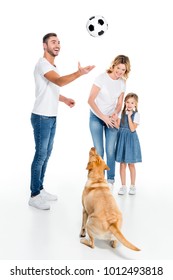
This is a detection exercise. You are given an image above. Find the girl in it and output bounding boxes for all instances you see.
[88,55,131,190]
[115,93,142,195]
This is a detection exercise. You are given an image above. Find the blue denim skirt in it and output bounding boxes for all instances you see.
[115,127,142,163]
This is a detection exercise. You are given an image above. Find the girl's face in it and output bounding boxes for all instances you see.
[125,97,136,111]
[113,63,126,78]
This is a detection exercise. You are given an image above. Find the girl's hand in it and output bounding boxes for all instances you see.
[111,112,118,122]
[126,110,133,117]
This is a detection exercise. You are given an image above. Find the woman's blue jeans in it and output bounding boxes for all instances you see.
[30,113,56,196]
[89,110,118,183]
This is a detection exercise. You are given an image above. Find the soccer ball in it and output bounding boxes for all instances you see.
[86,15,108,37]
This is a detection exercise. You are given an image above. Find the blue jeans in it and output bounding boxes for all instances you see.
[89,110,118,183]
[30,113,56,196]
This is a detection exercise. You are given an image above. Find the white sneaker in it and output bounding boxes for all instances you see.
[40,189,58,201]
[108,182,114,192]
[129,186,136,195]
[118,186,127,195]
[28,194,50,210]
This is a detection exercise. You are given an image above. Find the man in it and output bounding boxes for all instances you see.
[29,33,95,210]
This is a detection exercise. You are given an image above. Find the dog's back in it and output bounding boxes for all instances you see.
[83,180,122,236]
[83,180,121,221]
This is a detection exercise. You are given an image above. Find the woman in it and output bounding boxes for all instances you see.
[88,55,131,190]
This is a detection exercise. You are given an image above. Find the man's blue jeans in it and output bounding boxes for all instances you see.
[89,110,118,183]
[30,113,56,197]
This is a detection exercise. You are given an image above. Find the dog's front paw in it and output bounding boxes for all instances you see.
[80,229,86,238]
[80,238,94,248]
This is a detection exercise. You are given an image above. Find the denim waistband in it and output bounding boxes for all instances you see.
[31,113,56,118]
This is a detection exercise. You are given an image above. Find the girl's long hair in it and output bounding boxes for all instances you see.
[121,93,139,123]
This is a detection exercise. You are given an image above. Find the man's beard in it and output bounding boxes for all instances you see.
[47,48,57,57]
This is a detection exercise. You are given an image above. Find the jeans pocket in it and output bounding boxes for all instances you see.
[41,116,50,120]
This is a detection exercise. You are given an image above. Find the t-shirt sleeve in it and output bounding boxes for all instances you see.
[133,112,140,124]
[38,59,54,76]
[121,79,126,92]
[93,74,103,88]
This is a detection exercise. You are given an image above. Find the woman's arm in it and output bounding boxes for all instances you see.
[111,92,124,122]
[112,117,120,129]
[88,84,115,128]
[114,92,124,115]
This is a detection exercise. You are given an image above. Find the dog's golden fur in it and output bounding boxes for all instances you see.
[80,147,140,251]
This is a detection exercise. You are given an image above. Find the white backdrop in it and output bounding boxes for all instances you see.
[1,0,172,188]
[0,0,173,275]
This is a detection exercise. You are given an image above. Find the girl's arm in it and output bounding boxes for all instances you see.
[128,112,138,132]
[88,84,115,128]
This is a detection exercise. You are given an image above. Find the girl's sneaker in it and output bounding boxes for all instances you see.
[129,186,136,195]
[118,186,127,195]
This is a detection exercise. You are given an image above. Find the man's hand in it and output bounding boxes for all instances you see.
[78,62,95,75]
[64,98,75,108]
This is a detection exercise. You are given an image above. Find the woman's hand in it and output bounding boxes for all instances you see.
[102,115,117,128]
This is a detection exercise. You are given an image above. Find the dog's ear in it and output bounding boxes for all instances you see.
[86,162,94,170]
[104,164,110,170]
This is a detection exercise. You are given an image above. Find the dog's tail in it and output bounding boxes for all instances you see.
[109,224,140,251]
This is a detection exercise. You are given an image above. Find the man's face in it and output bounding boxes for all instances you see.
[43,36,60,57]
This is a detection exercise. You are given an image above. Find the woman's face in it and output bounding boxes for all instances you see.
[113,63,126,78]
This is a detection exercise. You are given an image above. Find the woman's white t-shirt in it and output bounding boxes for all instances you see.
[32,57,60,117]
[92,72,126,116]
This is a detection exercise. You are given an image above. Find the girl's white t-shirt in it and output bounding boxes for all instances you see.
[32,57,60,116]
[118,111,140,124]
[92,72,126,116]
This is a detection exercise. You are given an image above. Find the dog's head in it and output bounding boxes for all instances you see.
[86,147,110,179]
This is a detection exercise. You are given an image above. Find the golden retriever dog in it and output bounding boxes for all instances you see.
[80,147,140,251]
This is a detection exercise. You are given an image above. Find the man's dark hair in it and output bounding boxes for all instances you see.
[43,33,57,44]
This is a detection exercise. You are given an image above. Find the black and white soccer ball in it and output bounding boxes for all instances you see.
[86,15,108,37]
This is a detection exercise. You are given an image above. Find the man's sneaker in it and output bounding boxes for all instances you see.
[40,189,58,201]
[118,186,127,195]
[28,194,50,210]
[129,186,136,195]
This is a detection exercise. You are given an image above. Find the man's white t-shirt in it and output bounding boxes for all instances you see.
[92,72,126,116]
[32,57,60,116]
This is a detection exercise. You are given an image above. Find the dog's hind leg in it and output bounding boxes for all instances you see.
[110,214,122,248]
[80,209,88,237]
